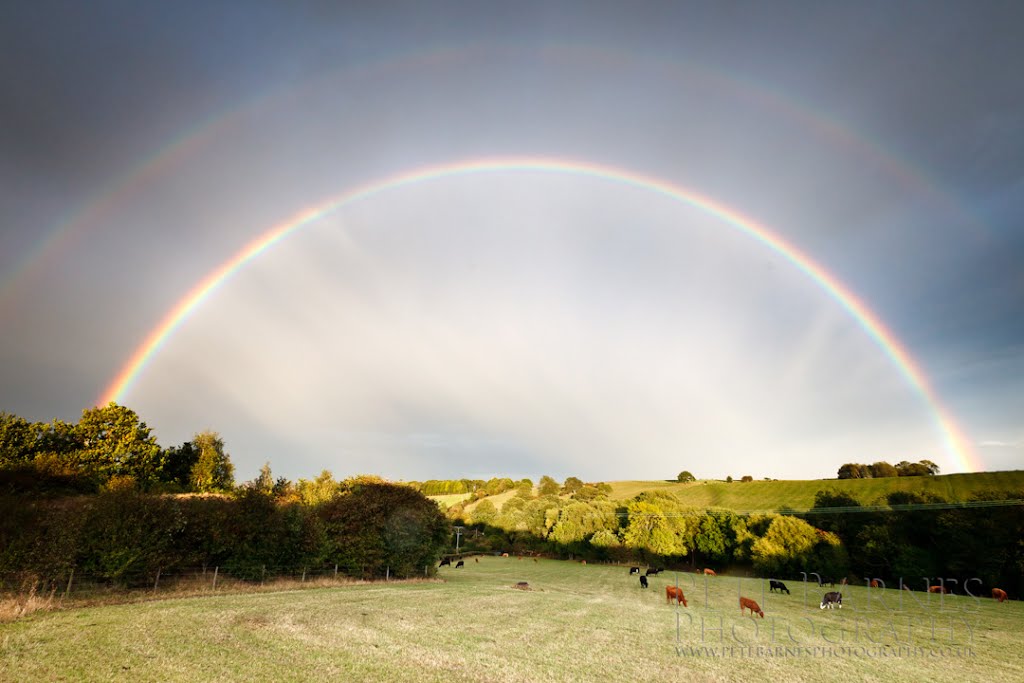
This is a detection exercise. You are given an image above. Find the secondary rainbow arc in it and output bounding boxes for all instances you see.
[98,156,980,473]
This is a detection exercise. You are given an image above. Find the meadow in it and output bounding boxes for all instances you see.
[601,471,1024,510]
[1,557,1018,683]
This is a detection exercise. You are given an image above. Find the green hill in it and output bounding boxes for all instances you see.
[609,470,1024,511]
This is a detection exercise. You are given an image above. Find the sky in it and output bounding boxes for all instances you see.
[2,1,1023,484]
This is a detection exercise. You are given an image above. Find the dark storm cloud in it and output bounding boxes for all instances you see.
[1,1,1022,480]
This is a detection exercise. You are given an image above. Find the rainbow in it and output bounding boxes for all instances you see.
[97,156,980,473]
[4,44,987,314]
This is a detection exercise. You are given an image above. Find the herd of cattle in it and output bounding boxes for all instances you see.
[437,556,1010,612]
[636,567,1010,615]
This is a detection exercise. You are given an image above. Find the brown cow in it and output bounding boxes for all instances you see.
[703,568,716,576]
[870,579,880,588]
[928,585,948,594]
[992,588,1007,603]
[740,597,764,618]
[580,560,587,565]
[501,553,509,557]
[665,586,688,607]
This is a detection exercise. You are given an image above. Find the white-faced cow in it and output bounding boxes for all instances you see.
[820,592,842,609]
[629,567,640,575]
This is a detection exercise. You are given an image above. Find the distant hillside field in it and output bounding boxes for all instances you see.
[427,493,474,506]
[608,471,1024,510]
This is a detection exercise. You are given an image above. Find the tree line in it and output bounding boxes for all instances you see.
[0,478,450,584]
[837,459,939,479]
[449,481,1022,594]
[0,404,234,494]
[805,488,1023,595]
[449,485,848,580]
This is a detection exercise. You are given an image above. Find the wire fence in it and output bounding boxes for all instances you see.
[0,562,440,610]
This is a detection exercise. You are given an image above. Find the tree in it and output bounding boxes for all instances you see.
[538,475,561,496]
[189,431,234,492]
[471,499,497,526]
[319,483,450,578]
[161,441,198,489]
[725,476,733,483]
[920,459,940,476]
[869,461,898,478]
[74,403,162,484]
[741,475,753,483]
[254,462,274,493]
[677,471,695,483]
[837,463,861,479]
[0,412,37,467]
[296,470,339,506]
[561,477,584,494]
[514,480,534,499]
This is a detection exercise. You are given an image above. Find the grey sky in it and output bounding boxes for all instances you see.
[2,1,1022,482]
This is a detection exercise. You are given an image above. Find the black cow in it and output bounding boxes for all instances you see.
[455,560,464,568]
[769,580,790,594]
[820,592,842,609]
[629,567,640,575]
[819,577,835,587]
[639,575,649,589]
[438,558,451,567]
[646,567,664,576]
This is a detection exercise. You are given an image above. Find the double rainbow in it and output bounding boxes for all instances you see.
[97,156,979,473]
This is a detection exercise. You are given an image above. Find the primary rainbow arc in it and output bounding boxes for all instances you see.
[98,156,980,473]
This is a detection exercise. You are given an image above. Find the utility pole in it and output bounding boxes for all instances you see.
[454,526,464,555]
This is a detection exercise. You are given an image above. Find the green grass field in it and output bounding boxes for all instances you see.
[2,558,1018,682]
[604,471,1024,511]
[427,493,474,507]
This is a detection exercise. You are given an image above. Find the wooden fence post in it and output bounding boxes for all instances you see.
[153,568,161,593]
[63,568,75,600]
[302,567,306,583]
[212,566,219,590]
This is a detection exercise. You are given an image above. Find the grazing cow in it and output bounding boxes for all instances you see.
[769,580,790,594]
[533,558,538,563]
[929,585,948,594]
[820,578,835,588]
[840,578,847,586]
[455,560,464,568]
[639,575,649,589]
[820,592,842,609]
[739,597,764,618]
[501,553,509,557]
[992,588,1007,603]
[630,567,640,575]
[646,567,663,576]
[438,558,451,567]
[703,568,716,576]
[580,560,587,565]
[870,579,880,589]
[665,586,688,607]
